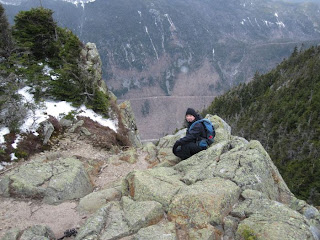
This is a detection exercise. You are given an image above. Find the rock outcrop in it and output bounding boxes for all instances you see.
[1,115,320,240]
[79,42,107,94]
[118,101,142,148]
[0,157,93,205]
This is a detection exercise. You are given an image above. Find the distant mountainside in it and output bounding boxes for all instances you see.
[3,0,320,140]
[203,45,320,205]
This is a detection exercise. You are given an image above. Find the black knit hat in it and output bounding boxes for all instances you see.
[185,108,197,117]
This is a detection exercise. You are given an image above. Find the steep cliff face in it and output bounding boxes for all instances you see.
[3,0,320,139]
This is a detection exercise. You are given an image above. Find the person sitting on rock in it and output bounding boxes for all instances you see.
[172,108,207,160]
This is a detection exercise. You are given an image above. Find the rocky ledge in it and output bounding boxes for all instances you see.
[1,115,320,240]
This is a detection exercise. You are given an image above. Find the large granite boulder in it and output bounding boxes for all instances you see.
[1,225,55,240]
[233,199,315,240]
[0,157,93,204]
[123,167,185,211]
[78,187,122,213]
[76,198,164,240]
[168,178,241,227]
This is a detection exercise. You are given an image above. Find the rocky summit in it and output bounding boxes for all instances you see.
[1,115,320,240]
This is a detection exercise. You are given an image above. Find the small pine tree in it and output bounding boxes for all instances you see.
[12,8,58,60]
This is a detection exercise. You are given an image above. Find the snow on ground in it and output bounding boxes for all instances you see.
[16,86,117,133]
[0,86,117,168]
[0,128,10,145]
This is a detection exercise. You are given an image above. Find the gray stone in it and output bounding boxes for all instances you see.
[118,101,142,148]
[19,225,55,240]
[122,196,164,231]
[59,118,73,128]
[143,142,158,164]
[241,189,268,200]
[123,167,185,211]
[99,202,131,240]
[78,188,121,213]
[44,158,94,204]
[233,199,315,240]
[39,120,54,145]
[80,42,107,94]
[173,140,229,184]
[205,114,232,143]
[211,140,293,203]
[155,130,185,164]
[69,120,84,133]
[133,222,177,240]
[168,178,241,227]
[188,226,217,240]
[223,216,239,240]
[80,127,92,136]
[0,175,10,197]
[76,205,111,240]
[1,228,20,240]
[0,157,93,204]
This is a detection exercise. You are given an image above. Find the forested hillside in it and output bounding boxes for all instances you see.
[204,45,320,205]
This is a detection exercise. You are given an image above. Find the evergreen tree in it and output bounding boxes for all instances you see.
[0,4,13,59]
[12,7,58,60]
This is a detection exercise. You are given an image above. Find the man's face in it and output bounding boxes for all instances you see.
[186,114,195,122]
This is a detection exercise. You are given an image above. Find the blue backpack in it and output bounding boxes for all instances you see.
[189,119,215,148]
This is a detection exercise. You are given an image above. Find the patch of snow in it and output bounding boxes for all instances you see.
[276,21,285,28]
[77,106,117,132]
[12,135,22,149]
[0,161,11,171]
[62,0,96,7]
[1,85,118,168]
[0,0,22,6]
[180,66,189,74]
[164,14,177,31]
[138,11,142,17]
[264,21,274,27]
[43,65,53,76]
[0,127,10,145]
[15,87,118,134]
[10,153,17,161]
[144,26,159,60]
[255,18,261,28]
[18,86,34,103]
[275,12,279,18]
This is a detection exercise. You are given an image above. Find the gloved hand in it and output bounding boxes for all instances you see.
[173,141,181,153]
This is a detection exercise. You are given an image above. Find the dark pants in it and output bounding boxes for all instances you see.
[173,142,204,160]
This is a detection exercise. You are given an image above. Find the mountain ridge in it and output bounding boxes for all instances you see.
[3,0,320,139]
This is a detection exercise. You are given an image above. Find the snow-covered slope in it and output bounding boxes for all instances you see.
[0,86,117,170]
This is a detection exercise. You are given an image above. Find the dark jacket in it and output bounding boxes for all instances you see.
[176,113,206,146]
